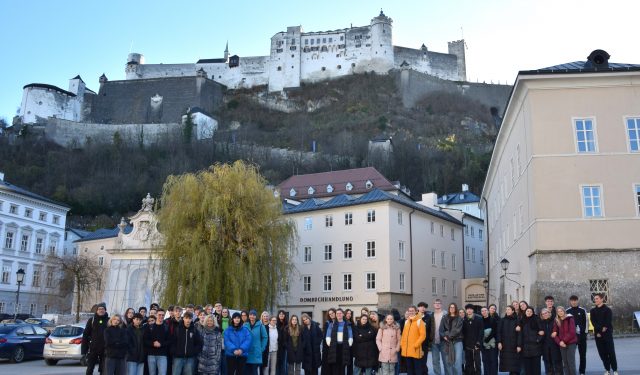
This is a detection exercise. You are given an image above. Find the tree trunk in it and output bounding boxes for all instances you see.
[75,275,81,323]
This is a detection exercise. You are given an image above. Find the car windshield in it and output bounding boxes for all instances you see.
[51,326,83,337]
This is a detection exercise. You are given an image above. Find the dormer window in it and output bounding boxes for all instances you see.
[327,184,334,193]
[289,188,296,197]
[365,180,373,189]
[308,186,315,195]
[346,182,353,191]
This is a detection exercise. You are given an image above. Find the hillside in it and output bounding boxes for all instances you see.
[0,73,506,227]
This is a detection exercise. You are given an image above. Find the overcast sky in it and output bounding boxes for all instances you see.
[1,0,638,122]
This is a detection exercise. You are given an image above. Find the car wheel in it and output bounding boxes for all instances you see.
[10,345,25,363]
[45,358,59,366]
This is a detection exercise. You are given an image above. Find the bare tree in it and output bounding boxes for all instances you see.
[53,254,104,323]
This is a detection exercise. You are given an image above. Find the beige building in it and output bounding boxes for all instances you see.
[277,167,464,321]
[481,50,640,319]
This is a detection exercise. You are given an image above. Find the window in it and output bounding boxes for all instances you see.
[53,216,60,225]
[98,256,104,266]
[479,229,483,240]
[430,222,434,234]
[343,274,352,291]
[48,240,56,255]
[25,208,32,218]
[304,217,313,230]
[345,212,353,225]
[366,272,376,290]
[452,254,457,271]
[366,241,376,258]
[303,246,312,263]
[324,245,333,261]
[472,248,476,262]
[635,185,640,215]
[35,238,43,254]
[30,304,36,316]
[323,275,332,291]
[575,118,597,153]
[308,186,315,195]
[20,235,29,252]
[441,279,447,296]
[32,269,41,287]
[470,227,475,237]
[5,232,14,249]
[43,305,49,314]
[589,279,609,303]
[465,246,470,261]
[450,228,455,240]
[1,266,10,284]
[325,215,333,227]
[46,270,54,287]
[10,204,18,214]
[367,209,376,223]
[303,276,311,292]
[343,243,353,259]
[432,278,437,295]
[399,272,405,291]
[581,185,603,217]
[39,212,47,221]
[480,249,484,264]
[398,211,403,225]
[626,117,640,152]
[398,241,405,260]
[440,224,444,237]
[96,277,101,291]
[452,280,458,297]
[305,39,309,45]
[431,249,437,266]
[0,302,5,313]
[440,251,446,268]
[465,225,469,236]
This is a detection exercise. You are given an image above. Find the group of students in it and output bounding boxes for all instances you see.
[80,293,619,375]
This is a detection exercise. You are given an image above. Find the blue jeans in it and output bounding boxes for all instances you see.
[431,342,446,375]
[444,342,462,375]
[148,355,168,375]
[354,367,373,375]
[172,357,195,375]
[127,361,144,375]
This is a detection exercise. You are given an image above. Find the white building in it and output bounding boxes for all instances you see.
[277,167,464,321]
[20,76,96,124]
[0,172,71,316]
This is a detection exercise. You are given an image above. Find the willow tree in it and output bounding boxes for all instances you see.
[156,161,296,310]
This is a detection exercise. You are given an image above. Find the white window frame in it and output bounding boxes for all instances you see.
[365,272,376,290]
[470,226,475,237]
[323,274,332,292]
[440,224,444,237]
[366,240,376,258]
[625,116,640,153]
[452,280,458,297]
[303,275,312,292]
[20,234,29,252]
[432,277,437,295]
[465,246,470,261]
[35,237,43,254]
[9,204,18,214]
[431,249,437,266]
[5,231,15,249]
[479,229,483,240]
[367,209,376,223]
[440,251,446,268]
[325,215,333,228]
[398,241,405,260]
[581,184,604,218]
[452,254,457,271]
[324,244,333,261]
[573,117,598,153]
[304,217,313,230]
[39,212,47,221]
[343,243,353,259]
[441,279,447,296]
[1,265,11,284]
[430,221,434,234]
[32,269,41,287]
[98,256,104,266]
[397,211,403,225]
[45,270,54,287]
[303,246,312,263]
[345,212,353,225]
[472,248,476,263]
[450,228,455,240]
[343,273,352,291]
[399,272,405,291]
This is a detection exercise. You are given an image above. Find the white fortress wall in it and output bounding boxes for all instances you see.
[198,56,269,89]
[20,87,80,124]
[129,63,196,80]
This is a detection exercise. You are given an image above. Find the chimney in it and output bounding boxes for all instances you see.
[462,184,469,192]
[419,192,438,209]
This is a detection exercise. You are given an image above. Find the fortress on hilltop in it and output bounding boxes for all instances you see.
[125,10,466,92]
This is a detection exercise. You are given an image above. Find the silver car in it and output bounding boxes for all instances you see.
[42,324,86,365]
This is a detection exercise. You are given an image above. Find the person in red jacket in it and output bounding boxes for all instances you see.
[552,306,577,375]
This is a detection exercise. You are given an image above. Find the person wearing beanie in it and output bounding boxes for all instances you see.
[245,309,268,375]
[82,302,109,375]
[462,304,483,375]
[126,313,145,375]
[225,312,252,375]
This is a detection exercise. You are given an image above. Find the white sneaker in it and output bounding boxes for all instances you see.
[613,372,619,375]
[604,371,610,375]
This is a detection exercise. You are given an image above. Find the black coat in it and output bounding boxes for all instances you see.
[285,327,305,363]
[352,322,378,368]
[171,323,203,358]
[324,321,352,366]
[302,321,323,374]
[144,322,169,356]
[461,314,484,350]
[104,325,128,359]
[82,312,109,355]
[519,316,542,358]
[497,315,520,372]
[126,325,145,363]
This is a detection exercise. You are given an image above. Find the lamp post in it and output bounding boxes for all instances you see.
[482,278,489,306]
[14,268,25,320]
[500,258,509,312]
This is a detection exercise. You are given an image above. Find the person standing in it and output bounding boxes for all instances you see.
[519,307,543,375]
[245,310,268,375]
[126,313,146,375]
[566,295,588,375]
[225,312,252,375]
[544,296,557,320]
[171,311,203,375]
[276,310,288,375]
[104,314,128,375]
[324,308,354,375]
[198,314,223,375]
[539,308,562,375]
[497,306,520,375]
[376,314,401,375]
[145,311,169,375]
[401,305,427,375]
[480,307,498,375]
[461,304,482,375]
[263,315,277,375]
[590,294,618,375]
[416,302,431,375]
[440,304,463,375]
[83,302,110,375]
[352,314,378,375]
[284,315,304,375]
[321,309,336,375]
[552,306,577,375]
[429,299,446,375]
[301,314,322,375]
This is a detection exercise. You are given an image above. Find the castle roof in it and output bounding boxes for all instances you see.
[197,58,227,64]
[71,75,85,82]
[23,83,76,97]
[75,225,133,243]
[0,179,70,209]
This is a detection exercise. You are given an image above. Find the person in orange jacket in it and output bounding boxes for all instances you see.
[400,305,426,375]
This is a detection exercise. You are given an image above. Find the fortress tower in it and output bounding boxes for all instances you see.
[447,40,466,81]
[126,53,145,80]
[369,10,394,72]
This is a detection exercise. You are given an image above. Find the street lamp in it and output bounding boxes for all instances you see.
[14,268,25,320]
[482,278,489,306]
[500,258,510,272]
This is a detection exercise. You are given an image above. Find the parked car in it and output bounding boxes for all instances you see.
[43,324,86,365]
[25,318,56,333]
[0,324,49,363]
[1,319,25,324]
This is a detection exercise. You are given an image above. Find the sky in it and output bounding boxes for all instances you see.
[1,0,639,122]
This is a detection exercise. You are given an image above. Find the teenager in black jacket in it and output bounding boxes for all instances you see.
[126,313,146,375]
[590,293,618,375]
[83,303,109,375]
[144,310,169,375]
[519,307,544,375]
[461,304,483,375]
[566,295,588,375]
[170,311,203,375]
[104,315,128,375]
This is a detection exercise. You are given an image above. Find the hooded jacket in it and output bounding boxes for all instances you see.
[171,322,203,358]
[376,321,401,363]
[224,323,252,357]
[198,326,223,375]
[302,320,323,373]
[352,321,378,368]
[518,314,542,358]
[400,313,426,359]
[245,321,268,364]
[126,324,145,363]
[553,314,577,346]
[82,312,109,355]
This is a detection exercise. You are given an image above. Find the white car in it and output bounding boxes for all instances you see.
[43,324,86,365]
